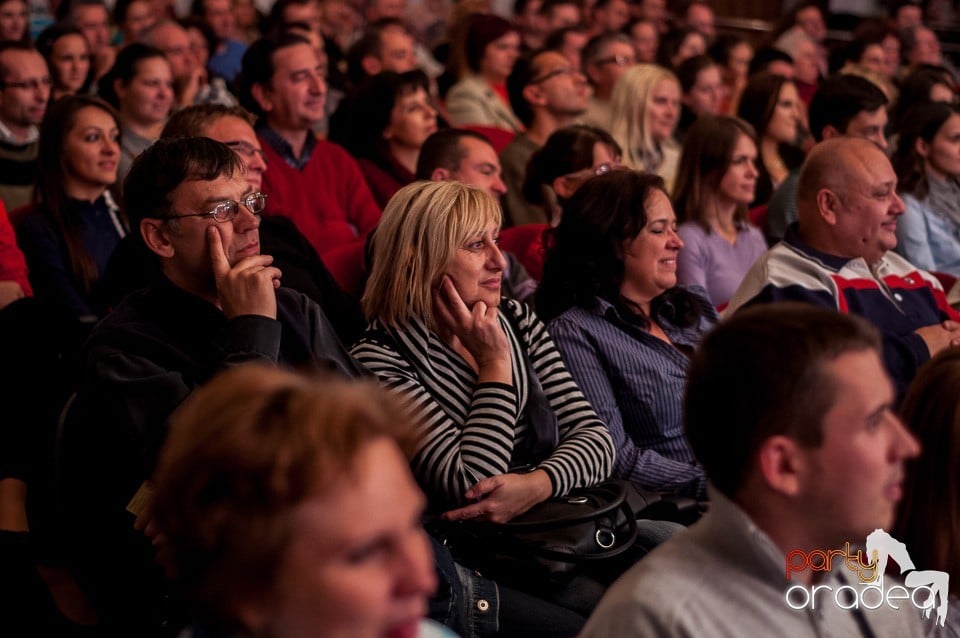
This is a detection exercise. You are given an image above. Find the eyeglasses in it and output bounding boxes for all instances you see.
[563,162,620,181]
[225,140,266,161]
[1,77,52,90]
[160,192,267,223]
[593,55,635,67]
[529,66,580,84]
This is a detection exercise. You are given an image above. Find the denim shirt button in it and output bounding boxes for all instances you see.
[477,599,490,612]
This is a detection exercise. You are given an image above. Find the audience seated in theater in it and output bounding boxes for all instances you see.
[589,0,630,37]
[57,137,364,636]
[139,20,237,108]
[191,0,246,83]
[635,0,668,35]
[232,0,263,44]
[344,18,419,93]
[445,14,523,132]
[766,74,889,243]
[674,115,766,307]
[725,137,960,396]
[900,24,951,77]
[104,103,365,344]
[542,25,588,71]
[500,49,589,227]
[16,96,125,323]
[677,0,714,42]
[539,0,581,36]
[351,180,633,625]
[237,33,381,260]
[0,199,28,307]
[36,24,93,101]
[513,0,546,52]
[654,27,705,71]
[0,0,27,43]
[894,348,960,635]
[98,43,174,182]
[852,18,901,81]
[673,54,722,143]
[892,103,960,276]
[581,32,636,129]
[329,70,437,208]
[608,64,681,192]
[735,72,805,208]
[113,0,155,45]
[0,42,49,211]
[773,26,821,106]
[708,35,752,114]
[890,64,956,134]
[581,304,928,637]
[417,127,537,302]
[537,170,714,499]
[523,124,621,228]
[57,0,114,80]
[624,18,657,65]
[151,365,449,638]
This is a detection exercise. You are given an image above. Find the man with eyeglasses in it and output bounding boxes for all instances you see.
[725,137,960,397]
[0,42,50,211]
[582,32,636,129]
[103,103,365,344]
[60,136,364,636]
[500,49,589,226]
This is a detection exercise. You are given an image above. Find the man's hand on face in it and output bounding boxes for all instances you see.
[208,227,281,319]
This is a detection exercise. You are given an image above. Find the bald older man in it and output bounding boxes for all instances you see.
[725,137,960,395]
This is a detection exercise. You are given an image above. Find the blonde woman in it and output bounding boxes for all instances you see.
[607,63,682,192]
[351,181,627,620]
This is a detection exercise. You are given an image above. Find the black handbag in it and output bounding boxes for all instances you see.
[434,479,665,585]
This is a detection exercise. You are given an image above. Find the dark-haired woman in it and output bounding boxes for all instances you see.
[330,70,437,208]
[736,72,804,207]
[892,102,960,275]
[36,24,93,100]
[537,170,714,499]
[523,123,621,225]
[16,96,126,321]
[98,43,174,182]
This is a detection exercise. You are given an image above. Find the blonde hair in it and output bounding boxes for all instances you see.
[362,180,502,329]
[608,63,680,173]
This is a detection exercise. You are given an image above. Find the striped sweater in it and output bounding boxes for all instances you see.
[351,298,615,509]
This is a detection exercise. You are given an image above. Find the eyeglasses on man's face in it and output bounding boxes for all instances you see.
[160,191,267,223]
[529,66,581,84]
[225,140,266,161]
[594,54,634,67]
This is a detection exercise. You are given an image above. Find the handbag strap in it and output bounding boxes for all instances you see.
[495,480,628,531]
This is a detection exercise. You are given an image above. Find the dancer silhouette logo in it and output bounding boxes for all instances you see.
[783,529,949,627]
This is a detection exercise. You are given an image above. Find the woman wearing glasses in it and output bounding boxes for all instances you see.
[673,115,767,307]
[15,95,126,322]
[537,170,714,500]
[523,124,622,225]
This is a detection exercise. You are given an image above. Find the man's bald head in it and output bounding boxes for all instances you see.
[797,137,904,264]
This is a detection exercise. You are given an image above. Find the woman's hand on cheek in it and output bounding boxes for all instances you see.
[434,276,511,382]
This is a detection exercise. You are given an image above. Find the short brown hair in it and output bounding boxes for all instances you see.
[152,364,416,630]
[161,103,254,139]
[686,303,881,498]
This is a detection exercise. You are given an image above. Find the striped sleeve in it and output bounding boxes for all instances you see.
[505,300,615,495]
[351,332,521,508]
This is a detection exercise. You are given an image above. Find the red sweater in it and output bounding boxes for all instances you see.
[259,137,382,258]
[0,199,31,295]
